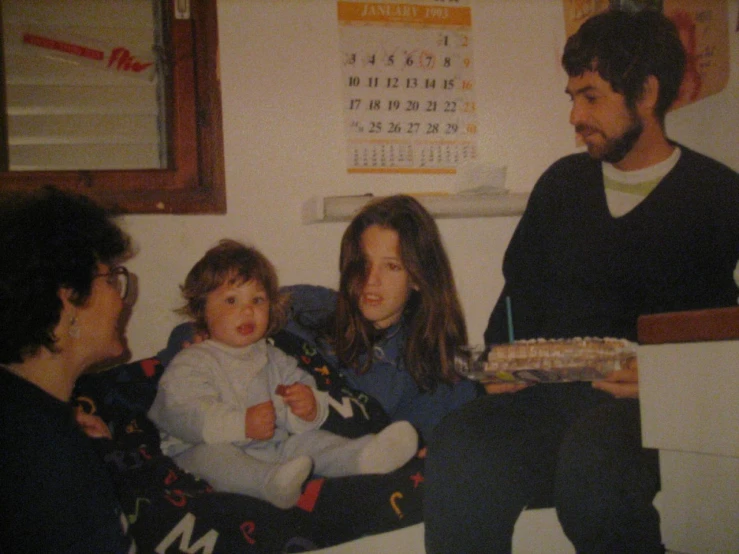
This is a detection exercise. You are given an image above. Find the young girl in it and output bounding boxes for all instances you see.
[286,195,482,443]
[148,240,418,509]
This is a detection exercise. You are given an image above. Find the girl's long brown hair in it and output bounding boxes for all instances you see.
[334,195,467,391]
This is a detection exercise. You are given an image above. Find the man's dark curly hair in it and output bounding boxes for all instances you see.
[562,8,686,125]
[0,187,132,364]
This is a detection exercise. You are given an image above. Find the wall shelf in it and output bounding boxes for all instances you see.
[302,192,530,223]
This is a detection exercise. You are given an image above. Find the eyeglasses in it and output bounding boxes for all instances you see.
[94,266,130,301]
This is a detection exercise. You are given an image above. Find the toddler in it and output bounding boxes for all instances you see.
[148,239,418,508]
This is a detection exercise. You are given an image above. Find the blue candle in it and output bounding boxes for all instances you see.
[505,296,515,343]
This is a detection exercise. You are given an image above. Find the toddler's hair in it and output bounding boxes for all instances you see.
[178,239,289,336]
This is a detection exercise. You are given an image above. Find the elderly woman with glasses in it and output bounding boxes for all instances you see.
[0,186,135,553]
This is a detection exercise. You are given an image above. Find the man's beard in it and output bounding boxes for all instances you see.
[579,111,644,164]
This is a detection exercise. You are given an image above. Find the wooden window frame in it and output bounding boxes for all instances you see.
[0,0,226,214]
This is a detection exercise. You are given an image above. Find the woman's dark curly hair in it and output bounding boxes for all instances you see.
[562,8,686,125]
[178,239,289,337]
[0,187,132,364]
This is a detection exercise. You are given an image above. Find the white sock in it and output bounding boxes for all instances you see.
[264,455,313,509]
[356,421,418,474]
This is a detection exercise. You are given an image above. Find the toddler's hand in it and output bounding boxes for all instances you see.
[245,400,276,440]
[279,383,318,422]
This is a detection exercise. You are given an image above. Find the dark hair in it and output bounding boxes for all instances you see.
[562,8,686,124]
[0,187,131,364]
[179,239,289,336]
[335,195,467,391]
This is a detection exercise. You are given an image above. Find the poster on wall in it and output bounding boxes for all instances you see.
[338,0,477,174]
[562,0,730,110]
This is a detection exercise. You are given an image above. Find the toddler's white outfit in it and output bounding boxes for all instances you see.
[149,338,418,508]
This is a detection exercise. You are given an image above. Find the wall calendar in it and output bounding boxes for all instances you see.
[338,0,477,174]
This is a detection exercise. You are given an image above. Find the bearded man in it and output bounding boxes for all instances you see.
[424,8,739,554]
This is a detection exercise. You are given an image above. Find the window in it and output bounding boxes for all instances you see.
[0,0,226,214]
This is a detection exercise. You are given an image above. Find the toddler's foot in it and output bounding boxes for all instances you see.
[357,421,418,474]
[264,455,313,509]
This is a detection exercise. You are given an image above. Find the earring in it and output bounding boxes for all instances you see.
[69,315,81,339]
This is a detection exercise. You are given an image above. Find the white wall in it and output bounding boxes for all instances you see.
[120,0,739,360]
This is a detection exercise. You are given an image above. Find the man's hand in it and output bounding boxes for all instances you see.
[484,382,529,395]
[278,383,318,422]
[592,363,639,398]
[245,400,276,440]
